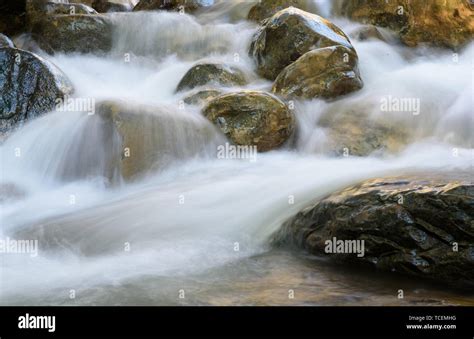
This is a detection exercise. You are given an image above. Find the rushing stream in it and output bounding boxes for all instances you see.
[1,0,473,305]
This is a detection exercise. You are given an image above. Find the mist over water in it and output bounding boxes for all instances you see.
[0,3,472,305]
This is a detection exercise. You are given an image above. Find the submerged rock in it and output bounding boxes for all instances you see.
[249,7,354,80]
[0,47,73,132]
[31,14,113,54]
[134,0,214,12]
[203,91,295,152]
[272,45,363,100]
[349,24,387,42]
[183,89,222,106]
[334,0,474,49]
[96,101,220,181]
[247,0,321,22]
[0,34,15,48]
[176,63,247,92]
[272,173,474,289]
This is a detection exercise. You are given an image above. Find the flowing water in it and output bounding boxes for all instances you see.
[1,1,473,305]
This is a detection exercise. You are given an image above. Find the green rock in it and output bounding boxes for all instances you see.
[249,7,355,80]
[176,63,247,92]
[0,47,74,132]
[203,91,295,152]
[272,173,474,289]
[272,45,363,100]
[183,89,222,106]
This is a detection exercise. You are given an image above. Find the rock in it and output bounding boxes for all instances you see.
[96,100,221,181]
[0,183,27,203]
[349,24,386,42]
[333,0,474,49]
[0,47,74,133]
[249,7,355,80]
[176,63,247,92]
[183,89,222,106]
[92,0,130,12]
[0,34,15,48]
[31,14,113,54]
[134,0,214,13]
[247,0,321,22]
[318,105,411,156]
[272,173,474,289]
[272,45,363,100]
[203,91,295,152]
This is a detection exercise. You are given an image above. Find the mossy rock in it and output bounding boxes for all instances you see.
[272,45,363,100]
[249,7,355,80]
[183,89,222,106]
[176,63,247,92]
[203,91,295,152]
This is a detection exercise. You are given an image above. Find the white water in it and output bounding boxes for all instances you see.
[0,3,472,304]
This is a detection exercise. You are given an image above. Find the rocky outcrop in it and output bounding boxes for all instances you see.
[183,89,222,106]
[0,34,15,48]
[203,91,295,152]
[272,45,363,100]
[0,47,74,132]
[249,7,355,80]
[31,14,113,54]
[333,0,474,49]
[247,0,321,22]
[272,173,474,289]
[134,0,214,13]
[96,100,221,181]
[176,63,247,92]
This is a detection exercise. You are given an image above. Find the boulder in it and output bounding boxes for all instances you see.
[134,0,214,12]
[272,173,474,289]
[249,7,355,80]
[247,0,321,22]
[349,24,387,42]
[0,34,15,48]
[31,14,113,54]
[92,0,130,12]
[272,45,363,100]
[176,63,247,92]
[96,101,221,181]
[333,0,474,49]
[183,89,222,106]
[203,91,295,152]
[0,47,74,133]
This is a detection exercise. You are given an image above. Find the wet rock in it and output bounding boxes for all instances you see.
[92,0,130,12]
[0,47,74,133]
[272,173,474,289]
[96,100,220,181]
[134,0,214,13]
[183,89,222,106]
[32,14,113,54]
[247,0,321,22]
[349,24,386,42]
[0,34,15,48]
[272,45,363,100]
[0,183,27,203]
[318,106,411,156]
[249,7,355,80]
[203,91,295,152]
[333,0,474,49]
[176,63,247,92]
